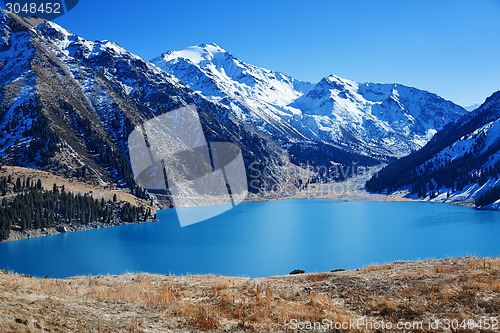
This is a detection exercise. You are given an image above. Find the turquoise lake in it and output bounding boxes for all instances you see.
[0,199,499,278]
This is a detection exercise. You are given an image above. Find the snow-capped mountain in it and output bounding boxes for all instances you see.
[366,91,500,209]
[0,10,476,203]
[152,44,467,157]
[153,43,313,108]
[292,76,467,156]
[0,12,375,196]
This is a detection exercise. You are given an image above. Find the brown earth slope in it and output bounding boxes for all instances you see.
[0,256,498,332]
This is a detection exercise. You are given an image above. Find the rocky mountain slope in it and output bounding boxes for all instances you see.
[366,91,500,209]
[152,44,467,158]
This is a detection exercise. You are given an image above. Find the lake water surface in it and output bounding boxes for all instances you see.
[0,200,499,278]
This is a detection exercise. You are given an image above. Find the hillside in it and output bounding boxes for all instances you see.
[366,91,500,209]
[0,166,156,241]
[0,9,488,229]
[0,257,498,332]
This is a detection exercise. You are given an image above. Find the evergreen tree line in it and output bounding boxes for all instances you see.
[407,147,500,199]
[2,100,59,168]
[475,185,500,208]
[0,174,152,240]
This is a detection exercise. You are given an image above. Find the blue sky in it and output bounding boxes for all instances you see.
[53,0,500,107]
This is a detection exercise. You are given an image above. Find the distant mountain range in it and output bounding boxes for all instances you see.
[465,103,481,112]
[366,91,500,209]
[0,11,481,200]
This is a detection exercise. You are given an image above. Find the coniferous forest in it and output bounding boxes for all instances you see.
[0,172,152,240]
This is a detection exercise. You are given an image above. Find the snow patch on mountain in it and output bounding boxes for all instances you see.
[431,118,500,164]
[35,22,181,90]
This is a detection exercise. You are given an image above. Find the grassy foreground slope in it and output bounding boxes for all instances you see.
[0,257,498,332]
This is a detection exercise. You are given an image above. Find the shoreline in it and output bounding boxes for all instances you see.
[0,165,158,242]
[4,217,158,242]
[2,187,483,243]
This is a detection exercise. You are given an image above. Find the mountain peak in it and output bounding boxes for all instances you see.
[192,42,228,55]
[158,43,230,65]
[326,74,344,82]
[321,74,358,91]
[0,8,48,29]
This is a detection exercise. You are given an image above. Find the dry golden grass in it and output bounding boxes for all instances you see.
[364,263,393,272]
[0,256,498,332]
